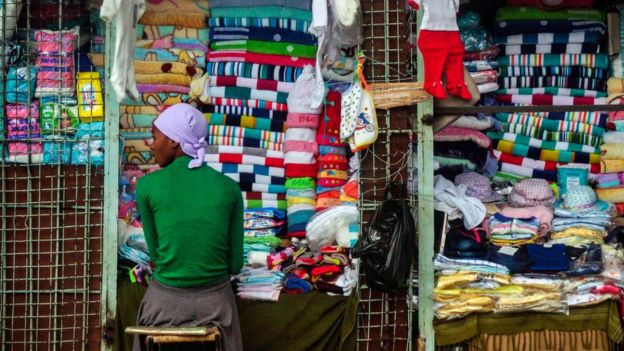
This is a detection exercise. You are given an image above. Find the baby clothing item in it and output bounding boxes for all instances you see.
[434,175,486,229]
[100,0,146,102]
[411,0,471,100]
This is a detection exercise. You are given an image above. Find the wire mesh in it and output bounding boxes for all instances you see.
[0,1,107,350]
[357,1,418,350]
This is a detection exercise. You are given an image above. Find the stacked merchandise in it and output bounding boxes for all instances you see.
[234,267,285,302]
[432,126,497,180]
[488,4,609,181]
[433,172,622,320]
[594,130,624,214]
[283,67,321,239]
[459,12,499,95]
[243,208,284,267]
[205,0,316,301]
[92,1,210,170]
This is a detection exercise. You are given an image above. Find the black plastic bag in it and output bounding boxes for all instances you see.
[352,182,416,293]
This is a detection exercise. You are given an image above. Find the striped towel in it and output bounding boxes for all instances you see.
[204,145,284,167]
[498,43,600,55]
[207,50,316,68]
[489,137,600,164]
[494,87,607,98]
[238,182,286,194]
[210,97,288,112]
[488,132,599,154]
[499,76,606,91]
[497,66,608,79]
[494,150,600,173]
[495,93,607,106]
[503,122,602,147]
[207,135,283,151]
[210,75,294,93]
[498,162,557,182]
[497,54,609,69]
[206,62,303,83]
[242,192,286,200]
[244,199,287,210]
[205,113,286,132]
[210,40,317,59]
[492,32,601,45]
[498,114,605,137]
[209,125,284,143]
[209,86,289,104]
[492,20,606,37]
[209,27,316,46]
[203,105,288,121]
[207,17,311,33]
[207,162,285,177]
[497,112,607,129]
[224,172,286,185]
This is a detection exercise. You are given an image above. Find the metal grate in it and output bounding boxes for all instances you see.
[357,1,418,350]
[0,1,111,350]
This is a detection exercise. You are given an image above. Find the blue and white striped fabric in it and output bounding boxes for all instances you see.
[499,43,600,56]
[493,31,601,45]
[208,17,310,33]
[206,162,285,177]
[209,27,316,45]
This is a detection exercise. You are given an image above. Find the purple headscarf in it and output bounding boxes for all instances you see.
[153,103,207,169]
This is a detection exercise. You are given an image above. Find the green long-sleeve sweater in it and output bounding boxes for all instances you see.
[136,156,244,288]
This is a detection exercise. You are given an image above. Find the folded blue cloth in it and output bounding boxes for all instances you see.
[210,26,316,46]
[527,244,569,272]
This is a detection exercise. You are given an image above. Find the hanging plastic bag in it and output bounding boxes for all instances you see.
[329,0,363,48]
[352,182,416,293]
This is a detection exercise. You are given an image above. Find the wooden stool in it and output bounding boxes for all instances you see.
[126,326,221,351]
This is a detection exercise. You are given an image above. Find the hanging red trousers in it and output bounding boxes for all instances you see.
[417,30,471,100]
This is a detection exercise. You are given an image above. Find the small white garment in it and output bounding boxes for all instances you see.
[309,0,328,109]
[433,175,486,229]
[100,0,146,102]
[413,0,459,31]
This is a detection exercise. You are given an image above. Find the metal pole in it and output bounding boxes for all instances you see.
[100,17,119,351]
[416,8,435,351]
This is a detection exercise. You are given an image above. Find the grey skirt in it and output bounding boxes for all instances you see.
[132,279,242,351]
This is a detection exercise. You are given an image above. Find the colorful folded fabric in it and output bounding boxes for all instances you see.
[495,93,607,106]
[434,127,491,149]
[499,162,558,182]
[136,84,190,94]
[139,12,207,28]
[497,66,607,79]
[492,32,601,45]
[224,172,286,185]
[498,54,608,69]
[497,111,607,129]
[501,123,602,147]
[285,163,319,178]
[499,76,606,91]
[209,26,316,45]
[492,20,606,37]
[120,128,152,140]
[210,0,312,10]
[208,125,284,143]
[499,43,600,56]
[207,163,285,177]
[207,50,316,68]
[122,93,192,106]
[464,60,499,72]
[210,7,312,22]
[242,192,286,201]
[494,150,599,173]
[135,73,192,86]
[142,25,210,43]
[601,160,624,173]
[206,62,303,83]
[209,86,289,104]
[496,114,605,137]
[205,113,286,132]
[203,105,288,120]
[204,145,284,167]
[210,97,288,112]
[489,132,599,154]
[496,7,604,21]
[207,135,283,151]
[208,17,310,33]
[494,87,607,98]
[491,138,600,164]
[135,47,206,66]
[238,182,286,194]
[604,132,624,144]
[211,40,317,59]
[210,76,294,93]
[600,144,624,160]
[595,186,624,203]
[244,199,287,210]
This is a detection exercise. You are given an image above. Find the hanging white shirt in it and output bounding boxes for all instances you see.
[414,0,460,31]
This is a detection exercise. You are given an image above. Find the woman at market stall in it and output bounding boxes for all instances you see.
[133,103,244,351]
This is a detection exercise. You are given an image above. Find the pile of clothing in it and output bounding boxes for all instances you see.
[459,12,499,95]
[203,0,316,214]
[432,126,495,180]
[595,127,624,212]
[243,208,284,266]
[234,267,285,302]
[487,5,608,181]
